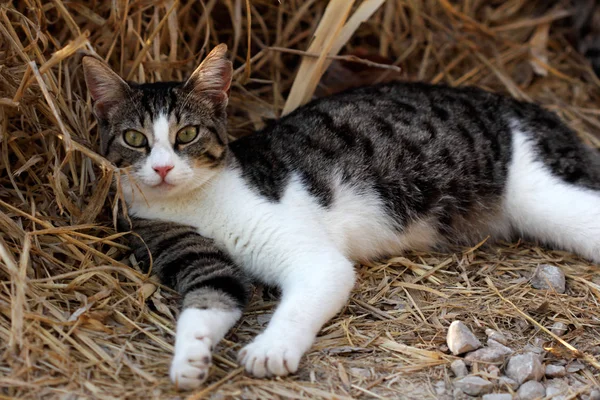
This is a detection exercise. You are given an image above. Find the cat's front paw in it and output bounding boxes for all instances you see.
[238,333,305,378]
[170,335,213,390]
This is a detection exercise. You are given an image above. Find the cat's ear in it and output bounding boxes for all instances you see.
[82,56,131,119]
[184,44,232,104]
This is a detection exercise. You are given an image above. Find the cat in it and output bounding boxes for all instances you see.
[82,44,600,390]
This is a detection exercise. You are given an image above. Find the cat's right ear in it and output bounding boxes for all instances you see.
[184,44,232,106]
[82,56,131,119]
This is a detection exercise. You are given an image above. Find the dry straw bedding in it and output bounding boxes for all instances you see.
[0,0,599,399]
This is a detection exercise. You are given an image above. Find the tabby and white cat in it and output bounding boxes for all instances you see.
[83,44,600,390]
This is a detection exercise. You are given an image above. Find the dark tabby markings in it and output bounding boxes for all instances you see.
[422,121,437,139]
[432,105,449,121]
[120,217,249,308]
[390,99,417,114]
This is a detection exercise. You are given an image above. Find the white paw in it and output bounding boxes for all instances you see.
[170,335,213,390]
[238,333,305,378]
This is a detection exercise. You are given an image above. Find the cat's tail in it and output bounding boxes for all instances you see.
[503,120,600,264]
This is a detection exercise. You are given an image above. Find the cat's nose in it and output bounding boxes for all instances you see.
[153,165,174,179]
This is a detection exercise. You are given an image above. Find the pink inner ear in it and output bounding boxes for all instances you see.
[186,52,233,96]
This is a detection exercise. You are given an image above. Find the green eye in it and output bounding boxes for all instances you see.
[123,130,148,148]
[176,126,199,145]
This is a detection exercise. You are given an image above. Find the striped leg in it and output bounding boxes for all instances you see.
[122,217,249,389]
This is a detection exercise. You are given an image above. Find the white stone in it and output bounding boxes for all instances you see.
[454,376,494,396]
[545,364,566,378]
[506,353,544,385]
[589,389,600,400]
[531,264,566,293]
[517,381,545,400]
[450,359,468,377]
[550,322,568,337]
[485,328,508,345]
[447,321,482,355]
[482,394,513,400]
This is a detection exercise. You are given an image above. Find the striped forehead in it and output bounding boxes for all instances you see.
[137,83,181,124]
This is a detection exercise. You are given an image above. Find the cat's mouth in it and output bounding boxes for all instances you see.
[150,181,176,189]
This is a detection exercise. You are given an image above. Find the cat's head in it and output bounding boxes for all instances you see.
[82,44,232,201]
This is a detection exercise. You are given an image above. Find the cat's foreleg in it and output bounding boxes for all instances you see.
[238,249,355,377]
[171,290,242,389]
[122,217,249,389]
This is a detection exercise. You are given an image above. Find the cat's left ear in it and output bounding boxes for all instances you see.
[184,44,232,105]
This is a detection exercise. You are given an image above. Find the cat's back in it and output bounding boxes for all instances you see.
[229,81,515,208]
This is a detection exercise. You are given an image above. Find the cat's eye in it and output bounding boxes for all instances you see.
[176,126,199,145]
[123,130,148,148]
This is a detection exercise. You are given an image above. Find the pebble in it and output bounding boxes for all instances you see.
[447,321,482,355]
[485,328,508,345]
[482,394,513,400]
[530,264,566,293]
[550,322,568,337]
[498,376,519,390]
[545,378,570,400]
[506,353,544,385]
[566,361,584,373]
[517,381,546,400]
[465,345,512,365]
[487,365,501,378]
[454,376,494,396]
[450,359,468,378]
[590,389,600,400]
[433,380,446,395]
[453,388,471,400]
[545,364,566,378]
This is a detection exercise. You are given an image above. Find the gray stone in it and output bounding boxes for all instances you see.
[454,376,494,396]
[485,328,508,345]
[506,353,544,385]
[465,341,513,365]
[487,365,501,378]
[453,388,471,400]
[498,376,519,391]
[433,380,446,395]
[447,321,482,355]
[482,394,513,400]
[545,364,566,378]
[517,381,545,400]
[545,378,569,400]
[550,322,568,337]
[489,339,514,353]
[530,264,566,293]
[450,359,468,378]
[590,389,600,400]
[566,361,584,373]
[523,344,546,359]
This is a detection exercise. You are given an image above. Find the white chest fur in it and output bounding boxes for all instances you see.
[127,167,428,282]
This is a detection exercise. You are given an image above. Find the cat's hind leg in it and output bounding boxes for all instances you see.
[238,248,355,377]
[505,130,600,263]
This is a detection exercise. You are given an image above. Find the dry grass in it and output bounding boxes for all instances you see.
[1,0,599,399]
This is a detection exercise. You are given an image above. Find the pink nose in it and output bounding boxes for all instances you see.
[153,165,174,179]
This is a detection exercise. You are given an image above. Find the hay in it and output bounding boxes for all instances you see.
[0,0,599,399]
